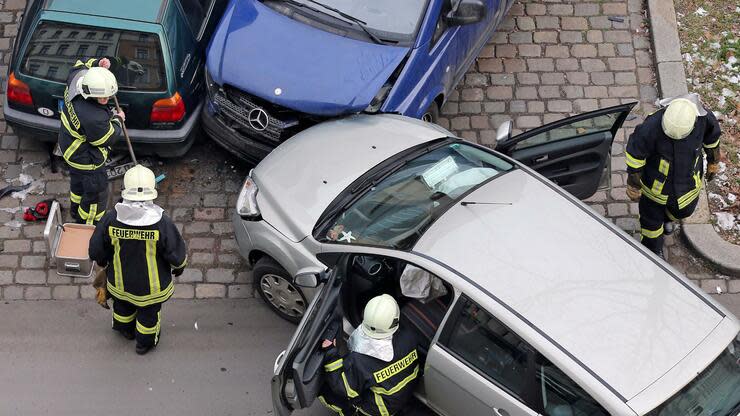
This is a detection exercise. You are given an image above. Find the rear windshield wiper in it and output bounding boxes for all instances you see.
[273,0,383,44]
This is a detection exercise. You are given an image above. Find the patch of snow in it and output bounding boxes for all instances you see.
[729,76,739,85]
[709,192,728,208]
[694,7,708,16]
[718,161,727,173]
[710,42,721,50]
[715,212,737,231]
[727,194,737,204]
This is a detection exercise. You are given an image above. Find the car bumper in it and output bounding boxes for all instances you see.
[201,102,275,165]
[3,96,203,158]
[231,210,324,278]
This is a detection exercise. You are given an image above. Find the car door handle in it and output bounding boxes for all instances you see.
[534,155,549,163]
[493,408,510,416]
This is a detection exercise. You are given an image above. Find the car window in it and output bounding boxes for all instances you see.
[20,20,167,91]
[537,358,609,416]
[321,142,514,250]
[646,337,740,416]
[442,296,534,401]
[513,112,618,151]
[179,0,212,36]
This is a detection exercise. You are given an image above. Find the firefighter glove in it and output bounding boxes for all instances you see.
[626,185,641,201]
[706,162,719,182]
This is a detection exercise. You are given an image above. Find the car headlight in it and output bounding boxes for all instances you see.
[236,170,261,220]
[365,82,392,113]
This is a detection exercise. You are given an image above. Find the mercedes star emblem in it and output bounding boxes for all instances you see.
[248,108,269,131]
[274,88,282,96]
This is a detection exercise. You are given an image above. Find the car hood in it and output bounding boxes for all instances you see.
[252,114,449,242]
[415,169,729,402]
[206,0,409,116]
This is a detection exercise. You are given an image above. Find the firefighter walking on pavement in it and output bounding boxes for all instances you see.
[625,94,721,258]
[319,294,422,416]
[89,165,187,355]
[58,57,125,225]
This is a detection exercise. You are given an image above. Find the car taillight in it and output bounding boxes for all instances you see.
[150,92,185,123]
[7,72,33,107]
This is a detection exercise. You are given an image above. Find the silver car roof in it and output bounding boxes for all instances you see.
[254,114,451,242]
[413,168,727,401]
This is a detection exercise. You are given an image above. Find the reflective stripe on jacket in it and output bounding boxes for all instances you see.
[625,107,721,208]
[89,212,188,307]
[322,328,421,416]
[58,59,123,171]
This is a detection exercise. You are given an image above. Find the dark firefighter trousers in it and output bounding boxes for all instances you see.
[69,169,108,225]
[639,195,699,253]
[111,297,162,348]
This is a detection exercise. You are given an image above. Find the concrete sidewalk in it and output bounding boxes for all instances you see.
[0,299,328,416]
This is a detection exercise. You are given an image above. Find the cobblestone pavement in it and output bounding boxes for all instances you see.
[0,0,737,301]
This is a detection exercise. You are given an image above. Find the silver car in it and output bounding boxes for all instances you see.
[232,111,740,415]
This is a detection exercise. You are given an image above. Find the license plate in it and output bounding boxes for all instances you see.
[105,158,153,181]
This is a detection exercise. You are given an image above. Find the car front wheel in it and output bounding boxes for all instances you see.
[253,257,307,323]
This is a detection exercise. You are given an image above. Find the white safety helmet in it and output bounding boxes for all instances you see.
[661,98,699,140]
[122,165,158,202]
[362,294,400,339]
[77,67,118,99]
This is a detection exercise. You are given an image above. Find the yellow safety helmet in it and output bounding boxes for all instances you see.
[122,165,158,201]
[362,294,400,339]
[661,98,699,140]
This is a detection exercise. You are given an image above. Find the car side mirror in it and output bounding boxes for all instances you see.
[495,120,513,146]
[446,0,486,26]
[294,272,319,288]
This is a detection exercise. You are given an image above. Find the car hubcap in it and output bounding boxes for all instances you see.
[260,274,306,317]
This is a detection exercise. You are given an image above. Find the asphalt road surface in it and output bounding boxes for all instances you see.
[0,298,329,416]
[2,295,739,416]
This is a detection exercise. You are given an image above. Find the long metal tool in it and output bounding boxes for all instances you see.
[112,95,137,165]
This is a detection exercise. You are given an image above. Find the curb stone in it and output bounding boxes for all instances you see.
[647,0,740,277]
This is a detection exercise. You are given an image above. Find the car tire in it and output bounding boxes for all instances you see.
[421,102,440,124]
[253,257,308,324]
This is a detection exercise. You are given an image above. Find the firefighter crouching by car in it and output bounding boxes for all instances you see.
[625,94,721,258]
[89,165,187,355]
[59,57,124,225]
[319,294,422,416]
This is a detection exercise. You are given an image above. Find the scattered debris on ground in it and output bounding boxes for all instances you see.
[675,0,740,243]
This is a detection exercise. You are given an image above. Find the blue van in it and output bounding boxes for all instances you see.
[201,0,514,162]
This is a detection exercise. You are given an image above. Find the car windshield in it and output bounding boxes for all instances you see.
[647,337,740,416]
[321,142,514,249]
[285,0,427,37]
[20,20,166,91]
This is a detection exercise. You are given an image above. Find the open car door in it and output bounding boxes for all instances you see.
[496,103,637,199]
[271,256,347,416]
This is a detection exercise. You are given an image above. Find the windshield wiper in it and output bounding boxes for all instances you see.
[274,0,383,44]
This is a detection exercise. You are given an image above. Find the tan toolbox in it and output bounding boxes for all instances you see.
[43,200,96,278]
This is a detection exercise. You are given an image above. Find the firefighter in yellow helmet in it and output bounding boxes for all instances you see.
[319,294,422,416]
[625,94,721,258]
[89,165,187,355]
[59,57,125,225]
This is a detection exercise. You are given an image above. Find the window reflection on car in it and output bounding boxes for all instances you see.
[323,142,514,249]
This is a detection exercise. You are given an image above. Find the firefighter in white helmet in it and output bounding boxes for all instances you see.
[625,94,721,258]
[89,165,187,355]
[319,294,422,415]
[58,57,125,225]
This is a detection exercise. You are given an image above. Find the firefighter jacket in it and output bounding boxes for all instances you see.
[322,327,421,416]
[59,58,123,172]
[89,206,187,307]
[625,108,721,209]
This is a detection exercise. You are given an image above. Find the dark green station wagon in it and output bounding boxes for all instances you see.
[5,0,225,157]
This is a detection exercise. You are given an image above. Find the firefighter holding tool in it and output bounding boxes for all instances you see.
[89,165,187,355]
[58,57,124,225]
[625,94,721,258]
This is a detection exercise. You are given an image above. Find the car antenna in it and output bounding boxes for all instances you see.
[460,201,513,206]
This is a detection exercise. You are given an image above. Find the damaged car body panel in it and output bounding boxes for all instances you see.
[202,0,515,163]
